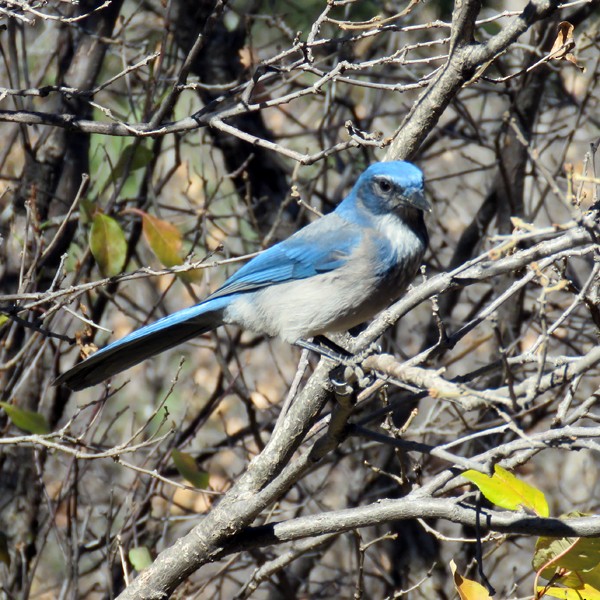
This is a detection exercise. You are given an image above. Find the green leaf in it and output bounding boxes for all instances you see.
[0,401,50,434]
[0,314,8,328]
[578,562,600,589]
[481,21,501,36]
[560,562,600,590]
[112,143,153,181]
[65,240,86,273]
[172,450,210,489]
[128,546,152,571]
[140,211,183,268]
[534,534,600,576]
[89,213,127,276]
[463,464,549,517]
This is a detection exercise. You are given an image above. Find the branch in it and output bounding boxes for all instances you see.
[385,0,559,161]
[231,497,600,549]
[116,360,333,599]
[355,211,599,349]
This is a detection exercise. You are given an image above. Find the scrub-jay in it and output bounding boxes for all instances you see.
[55,161,430,390]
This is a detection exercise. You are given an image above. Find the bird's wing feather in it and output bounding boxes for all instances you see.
[208,215,362,299]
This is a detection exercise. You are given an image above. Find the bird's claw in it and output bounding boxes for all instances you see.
[328,361,374,391]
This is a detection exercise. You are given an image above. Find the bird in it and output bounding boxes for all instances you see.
[54,161,430,391]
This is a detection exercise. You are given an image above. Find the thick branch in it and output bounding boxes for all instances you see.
[232,497,600,549]
[385,0,559,161]
[116,361,333,599]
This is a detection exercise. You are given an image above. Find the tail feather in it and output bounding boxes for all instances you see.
[54,297,229,391]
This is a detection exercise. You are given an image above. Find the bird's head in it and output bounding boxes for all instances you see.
[355,161,430,216]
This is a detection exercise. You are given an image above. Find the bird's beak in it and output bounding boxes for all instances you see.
[405,188,432,213]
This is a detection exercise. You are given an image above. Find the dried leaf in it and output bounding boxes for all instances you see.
[0,532,10,566]
[550,21,583,70]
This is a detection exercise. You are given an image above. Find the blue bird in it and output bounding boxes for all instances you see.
[55,161,430,390]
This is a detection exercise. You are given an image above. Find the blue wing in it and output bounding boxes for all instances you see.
[208,213,362,299]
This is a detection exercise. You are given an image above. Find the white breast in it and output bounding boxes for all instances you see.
[223,216,425,343]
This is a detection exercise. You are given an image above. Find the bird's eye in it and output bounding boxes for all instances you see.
[377,179,392,193]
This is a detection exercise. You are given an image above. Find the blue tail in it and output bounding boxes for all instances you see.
[55,297,230,390]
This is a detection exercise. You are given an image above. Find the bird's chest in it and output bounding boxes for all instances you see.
[369,224,425,295]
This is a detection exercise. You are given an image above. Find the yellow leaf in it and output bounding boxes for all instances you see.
[450,560,493,600]
[140,211,184,268]
[126,209,201,282]
[539,583,600,599]
[463,464,549,517]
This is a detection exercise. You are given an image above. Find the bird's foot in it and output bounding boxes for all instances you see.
[329,362,373,390]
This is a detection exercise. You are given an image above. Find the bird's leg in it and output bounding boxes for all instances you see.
[294,336,351,364]
[294,337,356,387]
[314,334,354,358]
